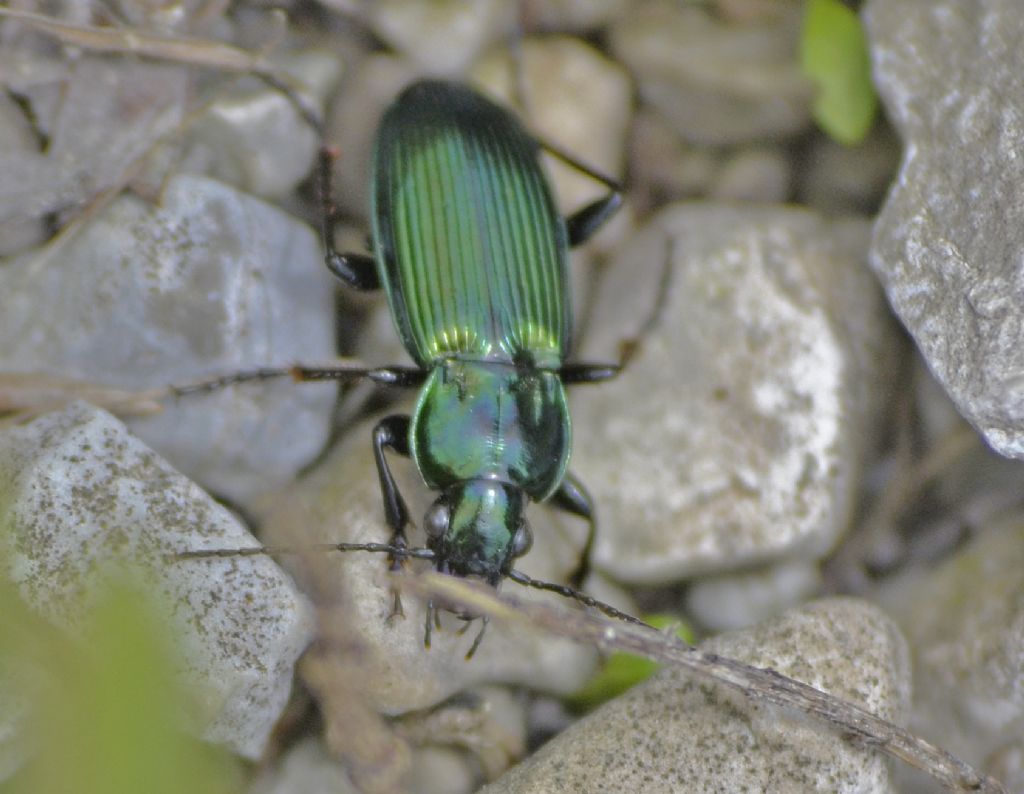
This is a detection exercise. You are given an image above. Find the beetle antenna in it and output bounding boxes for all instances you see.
[507,569,648,627]
[176,542,435,561]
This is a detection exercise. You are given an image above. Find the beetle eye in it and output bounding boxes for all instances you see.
[424,501,450,538]
[510,520,533,558]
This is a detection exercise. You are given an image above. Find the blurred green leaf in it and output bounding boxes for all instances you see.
[800,0,878,145]
[1,577,242,794]
[566,614,694,712]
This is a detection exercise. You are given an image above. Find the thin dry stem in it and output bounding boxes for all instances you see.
[401,571,1007,794]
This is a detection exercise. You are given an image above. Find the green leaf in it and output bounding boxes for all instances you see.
[800,0,878,145]
[2,577,242,794]
[566,614,694,712]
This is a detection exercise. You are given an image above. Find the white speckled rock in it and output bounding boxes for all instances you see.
[571,205,895,583]
[258,409,602,715]
[865,0,1024,459]
[874,513,1024,783]
[0,402,314,761]
[0,173,336,505]
[610,1,812,145]
[482,598,910,793]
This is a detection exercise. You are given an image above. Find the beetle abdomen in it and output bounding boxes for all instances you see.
[372,80,570,369]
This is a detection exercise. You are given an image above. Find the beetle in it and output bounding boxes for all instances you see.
[183,78,653,654]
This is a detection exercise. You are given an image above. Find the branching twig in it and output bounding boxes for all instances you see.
[400,571,1007,794]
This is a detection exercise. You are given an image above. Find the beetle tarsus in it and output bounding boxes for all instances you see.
[465,618,488,660]
[387,588,406,622]
[423,601,434,649]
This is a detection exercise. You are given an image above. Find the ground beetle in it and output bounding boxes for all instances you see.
[184,79,651,654]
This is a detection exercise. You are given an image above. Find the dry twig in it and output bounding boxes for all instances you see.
[401,570,1007,794]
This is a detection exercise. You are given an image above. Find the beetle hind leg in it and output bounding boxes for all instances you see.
[549,473,596,590]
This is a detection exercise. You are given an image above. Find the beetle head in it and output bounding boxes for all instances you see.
[423,480,532,585]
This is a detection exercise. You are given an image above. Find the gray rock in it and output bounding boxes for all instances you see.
[798,124,901,216]
[248,738,359,794]
[610,1,812,145]
[0,402,314,762]
[258,409,601,715]
[571,205,895,583]
[684,559,822,633]
[627,109,719,213]
[0,93,46,256]
[874,513,1024,783]
[865,0,1024,459]
[181,49,343,199]
[0,173,336,505]
[482,598,910,793]
[366,0,512,75]
[519,0,628,32]
[708,145,791,204]
[0,57,186,236]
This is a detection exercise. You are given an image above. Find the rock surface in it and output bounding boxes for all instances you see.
[571,205,895,583]
[874,513,1024,784]
[482,598,910,793]
[0,403,314,762]
[182,49,341,199]
[610,1,812,145]
[866,0,1024,459]
[0,173,336,505]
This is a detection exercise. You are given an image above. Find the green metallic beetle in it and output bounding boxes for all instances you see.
[317,81,628,618]
[179,79,647,652]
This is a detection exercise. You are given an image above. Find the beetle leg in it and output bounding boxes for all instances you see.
[465,617,488,660]
[423,601,434,648]
[326,251,380,290]
[566,191,623,247]
[536,137,623,247]
[316,146,381,290]
[548,472,596,590]
[558,362,620,384]
[373,414,414,619]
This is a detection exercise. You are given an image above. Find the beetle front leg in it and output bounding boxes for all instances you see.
[548,472,597,590]
[373,414,414,619]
